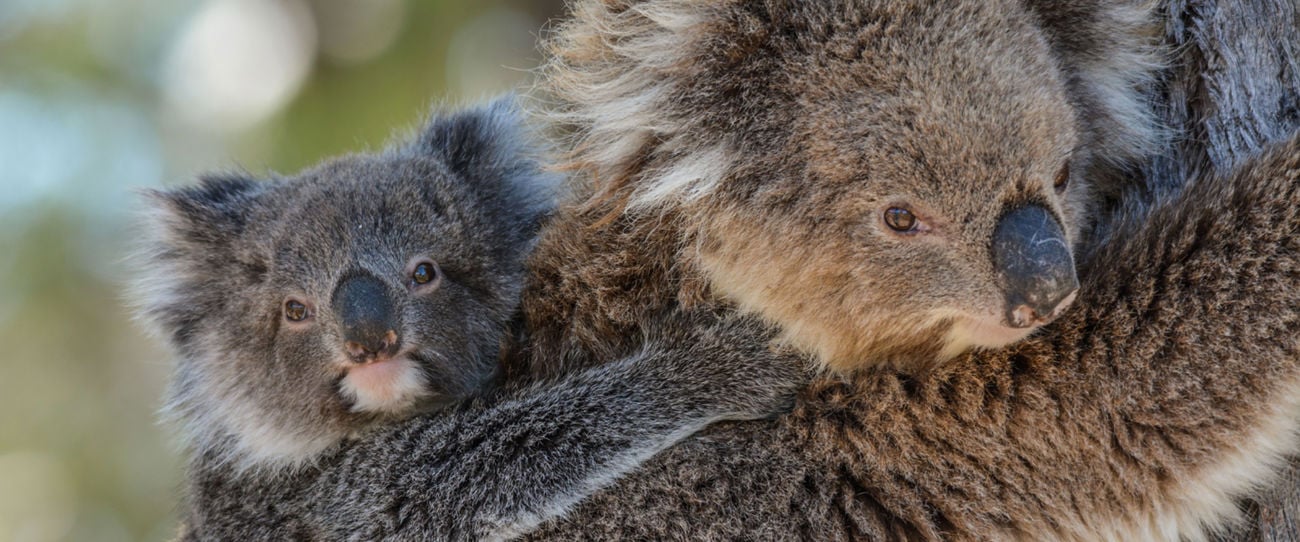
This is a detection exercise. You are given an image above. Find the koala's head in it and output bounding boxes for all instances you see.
[545,0,1157,371]
[134,97,558,469]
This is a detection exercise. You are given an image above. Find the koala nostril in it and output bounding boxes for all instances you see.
[344,341,370,362]
[1007,305,1038,329]
[1005,287,1078,329]
[376,330,399,357]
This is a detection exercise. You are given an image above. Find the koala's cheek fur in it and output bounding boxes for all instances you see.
[168,340,351,471]
[692,201,1010,370]
[212,400,344,469]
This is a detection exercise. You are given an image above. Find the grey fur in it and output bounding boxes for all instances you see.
[1136,1,1300,538]
[180,314,803,541]
[132,97,805,539]
[180,130,1300,541]
[518,118,1300,541]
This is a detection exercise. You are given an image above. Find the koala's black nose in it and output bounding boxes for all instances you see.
[332,272,402,363]
[991,205,1079,329]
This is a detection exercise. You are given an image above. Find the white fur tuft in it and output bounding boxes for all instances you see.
[629,143,734,208]
[339,357,433,415]
[539,1,733,209]
[1069,0,1166,167]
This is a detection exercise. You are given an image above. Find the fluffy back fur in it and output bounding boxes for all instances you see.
[516,111,1300,542]
[132,96,561,471]
[137,101,815,542]
[1023,0,1163,184]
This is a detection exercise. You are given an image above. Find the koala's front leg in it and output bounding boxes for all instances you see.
[302,313,806,541]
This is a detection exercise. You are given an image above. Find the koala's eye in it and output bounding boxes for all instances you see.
[884,207,918,232]
[284,299,310,322]
[411,261,439,287]
[1054,163,1070,192]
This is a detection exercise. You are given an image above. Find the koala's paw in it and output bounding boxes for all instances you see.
[647,311,812,421]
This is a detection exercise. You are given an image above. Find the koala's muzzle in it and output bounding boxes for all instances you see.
[992,205,1079,328]
[333,272,402,363]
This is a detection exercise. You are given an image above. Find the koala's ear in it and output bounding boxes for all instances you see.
[143,173,265,248]
[408,94,563,220]
[132,173,267,346]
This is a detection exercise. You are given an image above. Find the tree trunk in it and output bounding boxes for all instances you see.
[1152,1,1300,539]
[1240,462,1300,541]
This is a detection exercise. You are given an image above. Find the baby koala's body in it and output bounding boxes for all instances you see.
[134,97,804,540]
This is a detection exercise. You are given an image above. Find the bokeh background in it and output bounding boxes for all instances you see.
[0,1,563,539]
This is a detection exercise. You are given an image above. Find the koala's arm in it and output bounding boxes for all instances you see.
[181,316,805,541]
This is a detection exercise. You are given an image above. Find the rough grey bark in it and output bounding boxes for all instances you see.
[1242,464,1300,542]
[1148,0,1300,192]
[1151,1,1300,540]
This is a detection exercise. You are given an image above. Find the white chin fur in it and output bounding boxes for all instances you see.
[340,357,432,415]
[233,419,342,470]
[941,317,1037,361]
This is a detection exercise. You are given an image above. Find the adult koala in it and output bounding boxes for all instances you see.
[180,0,1300,540]
[508,1,1300,539]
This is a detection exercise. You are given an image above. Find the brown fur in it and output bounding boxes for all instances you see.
[527,0,1163,374]
[1140,1,1300,536]
[517,123,1300,542]
[503,0,1298,539]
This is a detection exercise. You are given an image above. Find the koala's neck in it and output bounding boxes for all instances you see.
[513,200,714,380]
[165,363,347,475]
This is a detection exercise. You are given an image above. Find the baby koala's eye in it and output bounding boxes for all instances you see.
[410,260,440,288]
[413,263,435,284]
[884,207,918,232]
[284,299,310,322]
[1054,163,1070,192]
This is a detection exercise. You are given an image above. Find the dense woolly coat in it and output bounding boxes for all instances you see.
[507,0,1300,539]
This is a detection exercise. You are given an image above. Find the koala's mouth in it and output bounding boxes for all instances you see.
[338,355,433,415]
[940,311,1062,361]
[963,318,1037,345]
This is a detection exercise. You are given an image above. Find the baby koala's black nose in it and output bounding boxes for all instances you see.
[992,204,1080,329]
[332,272,402,363]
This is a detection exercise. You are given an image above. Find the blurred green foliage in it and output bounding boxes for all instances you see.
[0,1,561,539]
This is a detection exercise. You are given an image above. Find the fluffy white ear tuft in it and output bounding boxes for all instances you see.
[540,1,735,209]
[1031,1,1165,169]
[128,173,266,345]
[627,143,734,209]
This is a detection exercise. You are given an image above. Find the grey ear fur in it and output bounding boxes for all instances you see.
[131,174,267,346]
[144,173,266,247]
[405,94,563,223]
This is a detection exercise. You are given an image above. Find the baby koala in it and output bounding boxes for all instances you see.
[134,97,803,539]
[137,97,553,468]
